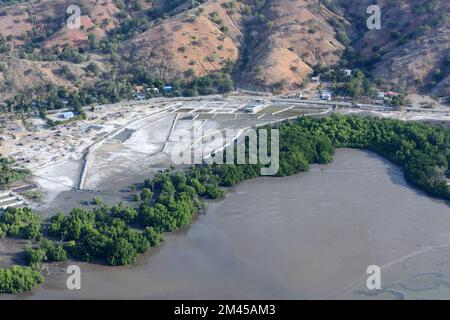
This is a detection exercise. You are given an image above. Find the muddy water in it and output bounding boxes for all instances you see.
[9,149,450,299]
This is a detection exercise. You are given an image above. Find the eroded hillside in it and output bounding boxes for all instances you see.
[125,0,348,91]
[125,0,246,81]
[236,0,346,91]
[0,0,448,103]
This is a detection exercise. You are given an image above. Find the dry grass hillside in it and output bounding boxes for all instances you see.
[340,0,450,96]
[0,0,122,101]
[0,0,120,46]
[0,54,108,101]
[0,0,448,100]
[237,0,346,91]
[126,0,347,90]
[125,0,246,81]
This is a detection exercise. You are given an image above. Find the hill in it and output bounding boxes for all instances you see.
[0,0,448,107]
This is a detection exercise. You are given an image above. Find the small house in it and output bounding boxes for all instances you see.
[343,69,352,77]
[163,85,173,92]
[321,91,332,101]
[62,112,74,119]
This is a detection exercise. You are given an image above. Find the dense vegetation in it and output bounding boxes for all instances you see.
[4,66,234,116]
[24,239,67,268]
[0,0,31,7]
[319,68,376,97]
[0,207,41,240]
[206,115,449,199]
[44,167,224,266]
[0,157,30,189]
[311,115,449,199]
[313,53,407,106]
[1,115,449,294]
[0,266,43,294]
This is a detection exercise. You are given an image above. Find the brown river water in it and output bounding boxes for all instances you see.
[4,149,450,299]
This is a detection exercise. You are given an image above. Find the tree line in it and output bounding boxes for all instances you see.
[0,157,30,190]
[3,67,234,116]
[205,115,449,199]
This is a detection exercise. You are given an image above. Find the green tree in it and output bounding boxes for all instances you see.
[0,266,44,294]
[0,207,42,240]
[107,238,137,266]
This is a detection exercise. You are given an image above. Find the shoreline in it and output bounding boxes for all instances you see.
[2,146,449,298]
[4,149,449,299]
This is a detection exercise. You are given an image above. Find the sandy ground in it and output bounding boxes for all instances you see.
[0,238,27,268]
[408,93,448,110]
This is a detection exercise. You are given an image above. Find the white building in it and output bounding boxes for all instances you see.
[321,91,332,101]
[0,191,26,211]
[243,101,266,113]
[147,87,159,94]
[62,112,74,119]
